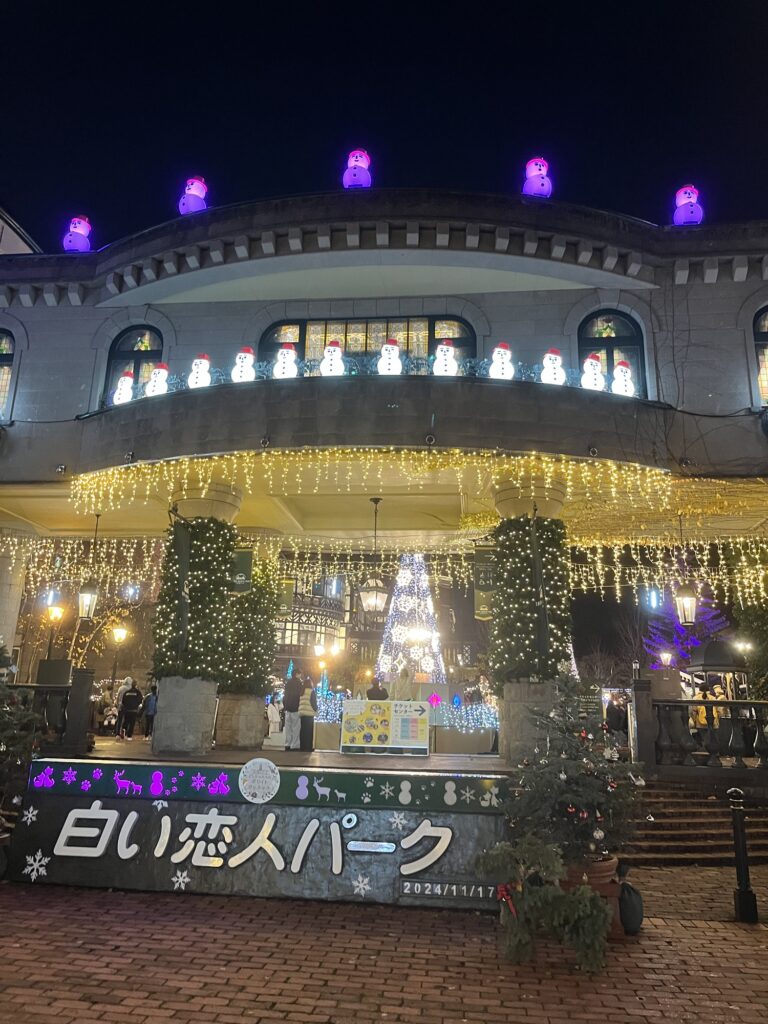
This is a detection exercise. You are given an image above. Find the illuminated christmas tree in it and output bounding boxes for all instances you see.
[643,594,728,670]
[375,553,446,688]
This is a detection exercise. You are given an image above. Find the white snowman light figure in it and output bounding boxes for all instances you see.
[144,362,169,397]
[377,338,403,376]
[489,342,515,380]
[63,215,92,252]
[319,339,345,377]
[611,359,635,396]
[231,346,256,383]
[540,347,566,385]
[580,352,605,391]
[433,338,459,376]
[673,184,703,226]
[522,157,553,199]
[112,369,134,405]
[178,176,208,215]
[273,342,299,379]
[188,353,211,389]
[342,149,372,189]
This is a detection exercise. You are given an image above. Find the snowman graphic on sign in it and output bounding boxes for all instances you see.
[377,338,403,376]
[540,347,566,385]
[112,369,134,405]
[231,346,256,383]
[433,338,459,377]
[320,339,345,377]
[178,176,208,215]
[188,354,211,389]
[580,352,605,391]
[522,157,553,199]
[611,360,635,397]
[63,216,92,252]
[673,184,703,226]
[145,363,169,397]
[273,342,299,379]
[489,342,515,380]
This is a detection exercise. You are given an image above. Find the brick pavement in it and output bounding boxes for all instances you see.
[0,867,766,1024]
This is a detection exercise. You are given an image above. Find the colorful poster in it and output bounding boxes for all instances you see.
[340,700,429,755]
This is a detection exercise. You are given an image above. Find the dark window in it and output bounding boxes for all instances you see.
[104,327,163,405]
[753,310,768,405]
[578,310,647,398]
[0,330,14,417]
[259,317,476,363]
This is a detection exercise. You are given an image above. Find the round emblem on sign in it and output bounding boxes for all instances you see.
[238,758,281,804]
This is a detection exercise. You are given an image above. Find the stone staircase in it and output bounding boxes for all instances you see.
[622,781,768,866]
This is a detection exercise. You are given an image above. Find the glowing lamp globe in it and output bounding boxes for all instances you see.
[78,578,99,620]
[63,216,92,252]
[359,576,388,614]
[659,650,673,668]
[179,176,208,215]
[46,604,64,624]
[673,184,703,226]
[674,584,698,626]
[522,156,553,199]
[112,625,128,644]
[343,149,372,189]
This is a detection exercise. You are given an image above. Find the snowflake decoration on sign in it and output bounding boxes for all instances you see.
[379,782,394,799]
[62,767,77,785]
[460,786,476,804]
[91,768,103,780]
[21,806,38,826]
[389,811,407,832]
[352,874,371,897]
[190,773,207,791]
[172,870,191,891]
[152,800,169,811]
[23,849,50,882]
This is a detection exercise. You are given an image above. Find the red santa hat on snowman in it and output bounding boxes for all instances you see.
[238,346,254,356]
[194,353,210,363]
[118,369,134,379]
[615,359,630,371]
[280,342,296,354]
[494,342,510,351]
[325,339,342,349]
[544,347,562,358]
[154,362,169,373]
[584,352,601,365]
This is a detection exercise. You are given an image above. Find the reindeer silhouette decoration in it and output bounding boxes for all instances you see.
[312,776,331,801]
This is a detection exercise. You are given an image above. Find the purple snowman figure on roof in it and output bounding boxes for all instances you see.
[673,184,703,226]
[62,216,92,252]
[522,157,552,199]
[342,149,372,189]
[178,176,208,215]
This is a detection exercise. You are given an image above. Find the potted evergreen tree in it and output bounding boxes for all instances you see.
[215,562,279,749]
[479,677,642,970]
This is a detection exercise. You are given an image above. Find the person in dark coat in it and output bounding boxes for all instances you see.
[120,679,143,740]
[298,677,318,752]
[283,673,303,751]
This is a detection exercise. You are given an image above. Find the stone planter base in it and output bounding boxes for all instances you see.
[499,679,556,763]
[152,676,218,757]
[215,693,266,749]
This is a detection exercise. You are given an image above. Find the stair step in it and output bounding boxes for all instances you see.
[621,851,768,865]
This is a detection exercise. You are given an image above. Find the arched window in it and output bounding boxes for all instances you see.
[753,310,768,405]
[0,330,14,418]
[578,310,647,398]
[104,326,163,405]
[259,316,476,364]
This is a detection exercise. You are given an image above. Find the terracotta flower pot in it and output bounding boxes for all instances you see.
[563,856,624,940]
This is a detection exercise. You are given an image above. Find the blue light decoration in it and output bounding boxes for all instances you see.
[452,693,462,708]
[521,157,552,199]
[375,553,447,688]
[673,184,704,226]
[62,216,92,252]
[645,587,661,612]
[178,176,208,215]
[286,659,294,679]
[342,149,372,189]
[438,700,499,734]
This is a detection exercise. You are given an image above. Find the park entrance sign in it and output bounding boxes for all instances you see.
[9,758,508,909]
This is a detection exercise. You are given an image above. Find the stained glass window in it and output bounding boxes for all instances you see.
[104,327,163,405]
[0,331,14,418]
[579,311,646,397]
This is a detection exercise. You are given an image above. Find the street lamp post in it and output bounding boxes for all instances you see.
[111,625,128,686]
[45,604,64,660]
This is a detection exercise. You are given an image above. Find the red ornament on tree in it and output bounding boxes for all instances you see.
[566,804,576,814]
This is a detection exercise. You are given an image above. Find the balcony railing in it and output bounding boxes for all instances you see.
[653,699,768,770]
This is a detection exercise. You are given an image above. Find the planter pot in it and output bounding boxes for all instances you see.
[151,676,218,758]
[563,856,623,940]
[215,693,266,750]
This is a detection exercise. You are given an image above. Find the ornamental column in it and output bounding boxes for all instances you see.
[170,482,243,523]
[490,475,572,763]
[0,524,36,657]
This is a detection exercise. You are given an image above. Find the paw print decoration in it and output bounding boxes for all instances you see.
[363,777,374,788]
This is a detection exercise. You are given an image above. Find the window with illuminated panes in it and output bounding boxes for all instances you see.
[578,311,647,398]
[104,327,163,405]
[753,310,768,405]
[0,331,14,418]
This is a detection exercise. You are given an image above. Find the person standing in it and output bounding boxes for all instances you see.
[298,676,318,752]
[120,679,143,740]
[366,678,389,700]
[283,673,302,751]
[141,684,158,740]
[113,677,132,739]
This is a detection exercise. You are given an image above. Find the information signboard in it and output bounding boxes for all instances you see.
[340,700,430,755]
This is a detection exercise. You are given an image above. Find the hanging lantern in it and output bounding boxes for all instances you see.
[359,576,388,614]
[674,584,697,626]
[78,578,99,620]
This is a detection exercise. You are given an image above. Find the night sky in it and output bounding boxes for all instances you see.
[5,2,768,252]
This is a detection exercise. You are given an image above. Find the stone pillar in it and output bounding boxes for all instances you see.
[171,482,242,523]
[0,526,35,652]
